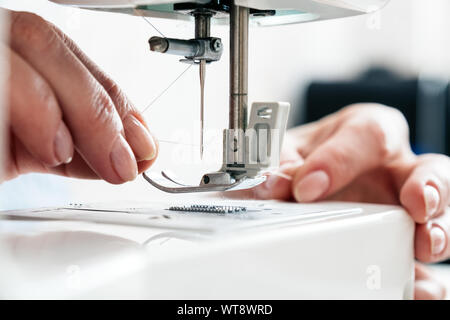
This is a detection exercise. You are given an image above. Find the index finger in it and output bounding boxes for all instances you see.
[49,20,158,170]
[291,105,412,202]
[9,11,137,183]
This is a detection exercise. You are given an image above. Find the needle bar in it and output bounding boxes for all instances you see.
[199,60,206,159]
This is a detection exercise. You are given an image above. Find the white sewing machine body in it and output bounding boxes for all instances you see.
[0,200,414,299]
[0,0,415,299]
[51,0,390,24]
[46,0,391,194]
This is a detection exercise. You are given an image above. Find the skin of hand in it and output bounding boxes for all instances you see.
[0,9,158,184]
[248,103,450,300]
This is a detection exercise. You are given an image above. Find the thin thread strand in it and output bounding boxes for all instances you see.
[141,64,193,114]
[158,139,200,148]
[132,7,166,37]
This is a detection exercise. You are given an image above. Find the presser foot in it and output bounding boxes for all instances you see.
[142,171,266,193]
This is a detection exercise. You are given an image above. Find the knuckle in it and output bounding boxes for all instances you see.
[364,117,390,158]
[343,103,409,131]
[346,104,411,160]
[105,81,122,104]
[88,89,120,130]
[384,105,409,131]
[341,103,367,115]
[103,78,119,98]
[104,80,134,116]
[345,115,390,160]
[11,11,58,53]
[340,103,381,118]
[417,154,450,203]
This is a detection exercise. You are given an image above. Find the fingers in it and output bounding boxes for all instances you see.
[252,133,304,200]
[9,11,137,183]
[415,209,450,263]
[49,23,158,168]
[225,163,298,200]
[410,158,450,263]
[414,263,446,300]
[291,104,411,202]
[400,154,450,223]
[7,46,74,167]
[7,124,101,181]
[253,160,303,200]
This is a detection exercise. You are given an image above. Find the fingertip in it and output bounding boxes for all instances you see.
[415,222,448,262]
[253,175,277,200]
[424,185,440,218]
[53,121,74,166]
[293,170,330,203]
[415,280,446,300]
[254,174,292,200]
[109,135,138,184]
[430,225,447,257]
[415,223,432,262]
[400,178,429,224]
[124,114,158,162]
[414,263,447,300]
[23,120,74,168]
[137,159,155,174]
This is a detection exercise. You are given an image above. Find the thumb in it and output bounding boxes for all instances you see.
[252,158,304,201]
[291,118,399,202]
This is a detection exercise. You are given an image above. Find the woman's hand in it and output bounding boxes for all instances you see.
[1,9,158,184]
[252,103,450,299]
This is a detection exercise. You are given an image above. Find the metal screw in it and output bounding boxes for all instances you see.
[149,36,169,53]
[233,137,239,152]
[211,38,222,52]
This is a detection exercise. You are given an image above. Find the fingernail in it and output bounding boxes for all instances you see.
[110,135,138,182]
[124,115,157,161]
[424,185,440,218]
[254,175,278,199]
[294,170,330,202]
[54,122,73,165]
[430,226,446,256]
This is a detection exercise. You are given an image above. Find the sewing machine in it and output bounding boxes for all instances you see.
[50,0,392,193]
[0,0,416,299]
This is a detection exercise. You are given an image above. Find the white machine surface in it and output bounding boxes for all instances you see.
[51,0,390,23]
[0,200,415,299]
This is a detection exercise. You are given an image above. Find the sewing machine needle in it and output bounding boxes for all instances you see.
[199,59,206,160]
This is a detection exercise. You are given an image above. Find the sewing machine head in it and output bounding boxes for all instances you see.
[50,0,389,193]
[50,1,389,23]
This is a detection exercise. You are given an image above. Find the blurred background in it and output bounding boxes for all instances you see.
[0,0,449,210]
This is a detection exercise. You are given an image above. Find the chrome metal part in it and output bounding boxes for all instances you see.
[148,11,222,63]
[149,36,222,62]
[229,5,249,164]
[143,171,266,194]
[199,59,206,159]
[168,204,247,214]
[143,3,289,194]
